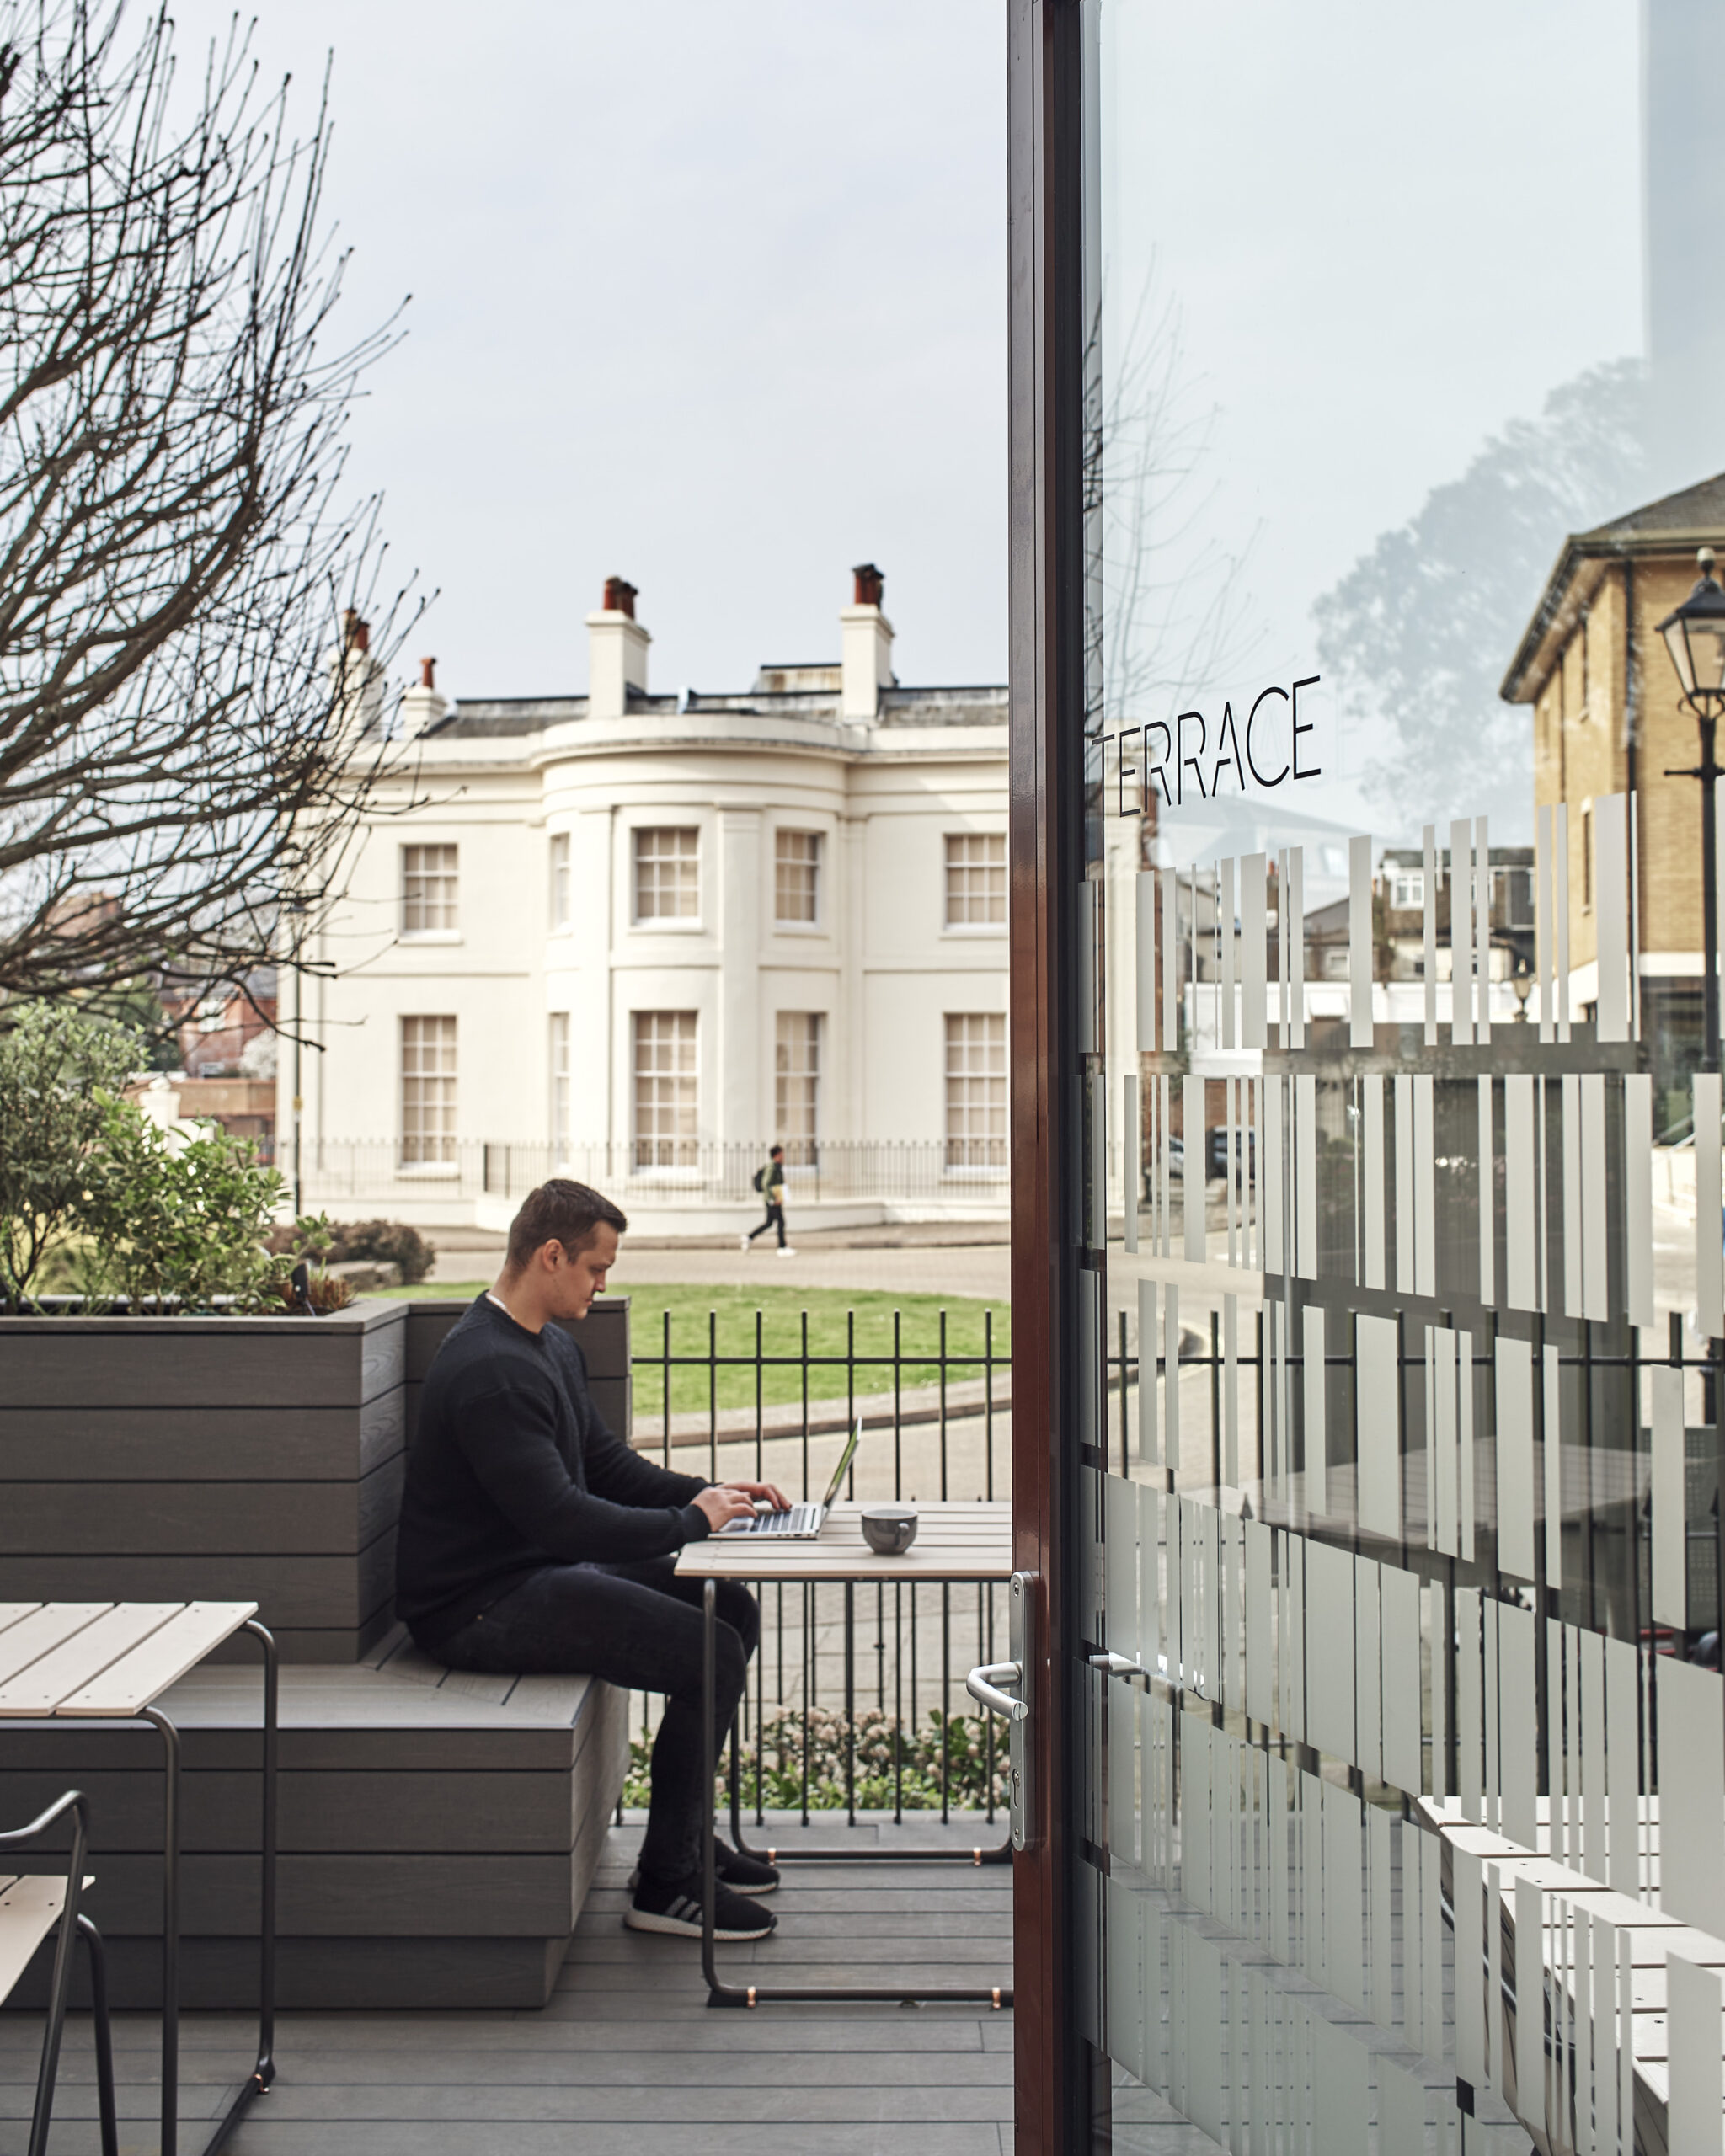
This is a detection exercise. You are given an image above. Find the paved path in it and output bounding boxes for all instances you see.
[430,1232,1011,1304]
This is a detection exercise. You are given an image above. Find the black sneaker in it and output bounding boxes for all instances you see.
[713,1838,779,1895]
[624,1869,777,1940]
[627,1838,780,1896]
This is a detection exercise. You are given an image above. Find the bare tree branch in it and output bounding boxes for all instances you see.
[0,1,425,1020]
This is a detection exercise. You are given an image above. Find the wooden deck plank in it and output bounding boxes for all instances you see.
[0,1824,1013,2152]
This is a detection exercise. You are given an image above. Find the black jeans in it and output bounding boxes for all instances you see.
[747,1197,786,1246]
[432,1557,760,1884]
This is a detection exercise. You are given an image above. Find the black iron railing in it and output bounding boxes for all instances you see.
[622,1305,1012,1825]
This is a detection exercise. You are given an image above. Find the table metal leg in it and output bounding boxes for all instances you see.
[723,1572,1012,1869]
[701,1577,1012,2009]
[142,1707,180,2156]
[142,1619,280,2156]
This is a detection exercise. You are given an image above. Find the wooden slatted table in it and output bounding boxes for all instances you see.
[678,1499,1014,2009]
[0,1601,277,2156]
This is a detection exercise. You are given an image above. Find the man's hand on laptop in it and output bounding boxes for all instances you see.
[693,1483,784,1533]
[730,1479,791,1513]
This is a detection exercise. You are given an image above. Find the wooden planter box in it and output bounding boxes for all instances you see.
[0,1293,637,2007]
[0,1296,632,1664]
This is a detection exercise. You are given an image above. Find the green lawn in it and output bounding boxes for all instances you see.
[403,1280,1010,1417]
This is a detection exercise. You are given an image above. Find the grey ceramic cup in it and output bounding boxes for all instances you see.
[860,1505,920,1556]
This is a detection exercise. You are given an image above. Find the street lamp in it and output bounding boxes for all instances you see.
[1657,547,1725,1070]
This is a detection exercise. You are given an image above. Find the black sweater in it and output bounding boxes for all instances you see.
[395,1294,711,1646]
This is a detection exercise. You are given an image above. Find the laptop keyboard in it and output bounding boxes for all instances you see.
[727,1504,820,1536]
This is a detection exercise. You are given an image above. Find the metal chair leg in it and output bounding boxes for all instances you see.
[13,1793,90,2156]
[77,1913,120,2156]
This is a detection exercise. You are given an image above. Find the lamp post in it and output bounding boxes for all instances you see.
[1657,547,1725,1070]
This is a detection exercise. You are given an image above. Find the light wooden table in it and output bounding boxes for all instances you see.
[0,1601,278,2156]
[678,1499,1014,2008]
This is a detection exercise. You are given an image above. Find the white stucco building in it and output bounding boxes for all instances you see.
[282,569,1008,1230]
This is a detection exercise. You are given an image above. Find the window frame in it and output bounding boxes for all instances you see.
[943,830,1008,933]
[943,1010,1007,1173]
[630,1009,699,1174]
[773,1010,825,1166]
[549,1011,571,1151]
[773,828,825,930]
[549,832,571,931]
[400,843,461,941]
[398,1014,458,1173]
[631,825,702,930]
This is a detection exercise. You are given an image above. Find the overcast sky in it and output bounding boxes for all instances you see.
[163,0,1650,758]
[165,0,1008,702]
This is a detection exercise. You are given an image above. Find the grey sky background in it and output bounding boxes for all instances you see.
[168,0,1648,766]
[165,0,1007,702]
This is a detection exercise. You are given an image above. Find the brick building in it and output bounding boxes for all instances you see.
[1500,472,1725,1109]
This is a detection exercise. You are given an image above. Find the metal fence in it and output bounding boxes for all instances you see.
[1097,1300,1723,1648]
[298,1137,1007,1209]
[629,1293,1723,1822]
[623,1304,1012,1823]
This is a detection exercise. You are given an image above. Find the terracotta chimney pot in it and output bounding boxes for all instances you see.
[602,575,638,621]
[419,658,436,690]
[852,563,884,609]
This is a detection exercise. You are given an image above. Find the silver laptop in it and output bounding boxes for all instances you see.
[720,1422,859,1538]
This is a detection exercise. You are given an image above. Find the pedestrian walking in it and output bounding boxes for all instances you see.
[740,1145,795,1256]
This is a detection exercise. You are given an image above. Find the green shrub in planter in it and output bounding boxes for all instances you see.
[0,1004,142,1309]
[75,1096,291,1313]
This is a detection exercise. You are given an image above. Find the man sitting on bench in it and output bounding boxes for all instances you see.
[395,1179,787,1941]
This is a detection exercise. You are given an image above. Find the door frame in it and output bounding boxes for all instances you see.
[1007,1,1087,2148]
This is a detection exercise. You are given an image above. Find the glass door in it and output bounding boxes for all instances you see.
[1009,2,1725,2148]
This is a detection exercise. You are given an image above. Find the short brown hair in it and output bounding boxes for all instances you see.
[505,1180,628,1269]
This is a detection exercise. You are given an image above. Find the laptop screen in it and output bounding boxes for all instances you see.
[820,1422,860,1508]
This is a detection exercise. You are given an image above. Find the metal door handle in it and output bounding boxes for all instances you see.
[966,1660,1030,1721]
[968,1572,1036,1851]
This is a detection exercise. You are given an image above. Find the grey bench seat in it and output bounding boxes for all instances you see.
[0,1628,628,2011]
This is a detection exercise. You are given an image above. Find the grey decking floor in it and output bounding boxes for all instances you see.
[1,1818,1018,2156]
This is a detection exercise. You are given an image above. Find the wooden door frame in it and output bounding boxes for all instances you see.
[1007,1,1087,2148]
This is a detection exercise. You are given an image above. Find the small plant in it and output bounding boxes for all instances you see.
[0,1005,143,1309]
[275,1270,356,1315]
[265,1213,356,1313]
[622,1705,1007,1812]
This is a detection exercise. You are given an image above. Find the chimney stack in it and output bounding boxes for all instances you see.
[586,574,651,720]
[330,612,385,738]
[840,561,894,722]
[399,654,446,738]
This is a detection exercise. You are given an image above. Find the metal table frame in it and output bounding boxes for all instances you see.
[142,1615,278,2156]
[697,1577,1012,2009]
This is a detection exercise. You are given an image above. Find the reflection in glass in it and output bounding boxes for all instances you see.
[1069,4,1725,2148]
